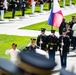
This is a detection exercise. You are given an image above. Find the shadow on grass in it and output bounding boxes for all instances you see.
[4,17,11,19]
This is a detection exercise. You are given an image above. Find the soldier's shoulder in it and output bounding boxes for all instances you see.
[59,35,62,38]
[36,46,39,49]
[37,35,41,37]
[66,35,70,38]
[23,46,30,50]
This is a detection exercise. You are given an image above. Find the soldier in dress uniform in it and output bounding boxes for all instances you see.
[59,29,70,68]
[11,0,18,18]
[0,0,8,20]
[47,30,59,61]
[23,38,39,53]
[39,0,44,12]
[47,0,52,10]
[37,28,47,51]
[21,0,26,16]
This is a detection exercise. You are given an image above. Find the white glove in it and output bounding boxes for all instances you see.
[40,40,43,44]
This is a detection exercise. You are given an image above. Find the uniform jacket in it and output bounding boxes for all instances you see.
[47,35,59,51]
[59,35,70,54]
[23,45,39,53]
[37,34,47,51]
[65,27,73,39]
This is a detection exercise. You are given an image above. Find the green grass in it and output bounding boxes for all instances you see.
[19,13,76,31]
[20,21,59,31]
[0,34,35,59]
[59,0,76,7]
[4,4,49,19]
[4,0,76,19]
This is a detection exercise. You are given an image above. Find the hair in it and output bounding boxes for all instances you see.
[12,43,17,47]
[66,23,70,25]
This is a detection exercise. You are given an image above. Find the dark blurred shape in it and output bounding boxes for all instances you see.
[19,50,57,75]
[0,58,24,75]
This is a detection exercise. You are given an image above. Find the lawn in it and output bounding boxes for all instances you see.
[59,0,76,7]
[4,3,49,19]
[4,0,76,19]
[0,34,34,59]
[19,13,76,31]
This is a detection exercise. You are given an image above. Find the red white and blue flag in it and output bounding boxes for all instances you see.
[47,0,63,28]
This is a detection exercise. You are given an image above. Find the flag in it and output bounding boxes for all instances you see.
[47,0,63,28]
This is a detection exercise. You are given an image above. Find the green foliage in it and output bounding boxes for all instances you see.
[0,34,33,59]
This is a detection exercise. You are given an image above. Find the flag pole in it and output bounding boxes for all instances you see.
[51,25,53,30]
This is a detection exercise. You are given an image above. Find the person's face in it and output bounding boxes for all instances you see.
[62,32,66,35]
[12,45,17,50]
[51,32,55,35]
[31,40,36,46]
[66,24,69,28]
[41,31,45,34]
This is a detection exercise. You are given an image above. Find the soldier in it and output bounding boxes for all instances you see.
[31,0,36,14]
[5,43,20,65]
[11,0,18,18]
[0,0,8,20]
[69,0,72,6]
[39,0,44,12]
[48,0,52,10]
[21,0,26,16]
[47,30,58,61]
[69,16,76,29]
[23,38,39,53]
[59,29,70,68]
[59,18,66,35]
[63,0,66,8]
[37,28,47,51]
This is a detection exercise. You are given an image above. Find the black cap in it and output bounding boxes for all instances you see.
[62,28,67,32]
[12,43,17,47]
[0,58,24,75]
[19,51,57,75]
[41,28,46,32]
[51,30,55,33]
[60,69,76,75]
